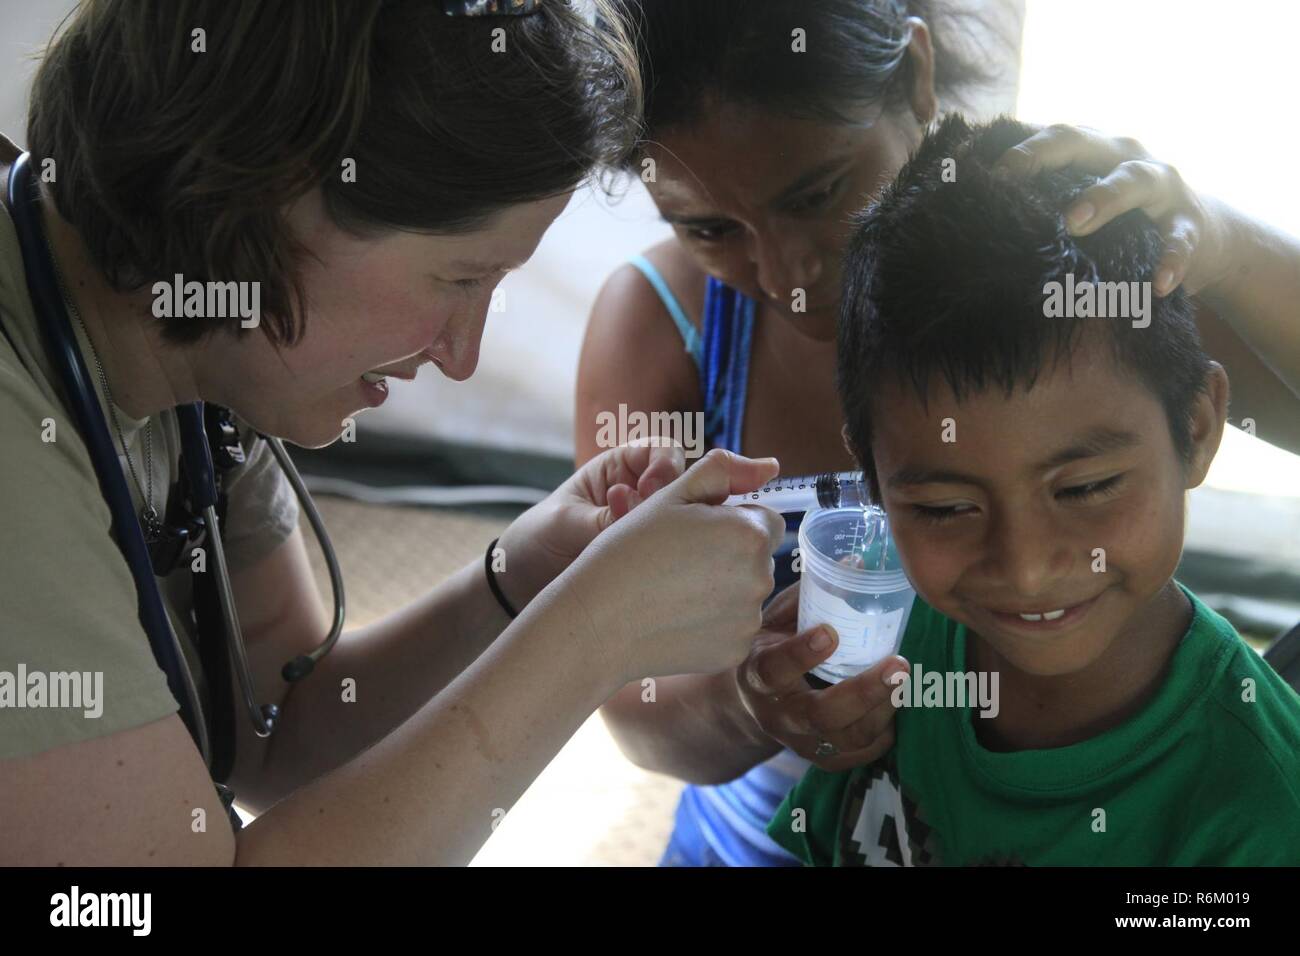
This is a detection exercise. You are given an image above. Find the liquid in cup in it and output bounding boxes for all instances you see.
[797,505,917,684]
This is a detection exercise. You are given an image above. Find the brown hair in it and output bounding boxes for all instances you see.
[26,0,642,347]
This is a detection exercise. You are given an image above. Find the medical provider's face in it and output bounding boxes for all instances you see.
[867,334,1224,678]
[214,190,571,447]
[641,100,921,341]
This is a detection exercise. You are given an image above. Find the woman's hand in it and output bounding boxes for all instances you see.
[494,440,688,610]
[559,448,789,684]
[734,583,910,771]
[994,123,1236,297]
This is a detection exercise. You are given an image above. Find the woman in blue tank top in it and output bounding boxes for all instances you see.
[576,0,1299,866]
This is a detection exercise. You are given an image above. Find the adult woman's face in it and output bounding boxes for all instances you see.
[642,101,923,341]
[208,189,571,448]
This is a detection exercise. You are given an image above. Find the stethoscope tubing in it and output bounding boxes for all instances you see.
[5,150,346,757]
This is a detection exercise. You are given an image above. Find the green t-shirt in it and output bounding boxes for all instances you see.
[767,585,1300,865]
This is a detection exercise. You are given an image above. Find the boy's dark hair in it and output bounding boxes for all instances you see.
[27,0,641,348]
[837,114,1214,500]
[606,0,1014,167]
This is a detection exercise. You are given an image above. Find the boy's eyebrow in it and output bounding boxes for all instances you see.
[1037,426,1143,470]
[887,466,982,489]
[886,426,1143,489]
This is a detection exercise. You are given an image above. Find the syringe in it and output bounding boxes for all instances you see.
[724,471,871,512]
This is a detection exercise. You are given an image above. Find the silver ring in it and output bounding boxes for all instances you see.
[814,738,838,757]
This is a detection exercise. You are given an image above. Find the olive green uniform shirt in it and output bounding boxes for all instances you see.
[0,131,299,760]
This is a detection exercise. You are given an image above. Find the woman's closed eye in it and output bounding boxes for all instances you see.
[787,175,848,214]
[434,272,490,293]
[684,221,738,243]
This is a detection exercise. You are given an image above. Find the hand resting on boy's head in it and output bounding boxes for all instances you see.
[733,582,910,772]
[993,124,1225,297]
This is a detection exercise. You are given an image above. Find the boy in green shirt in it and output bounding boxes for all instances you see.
[768,115,1300,866]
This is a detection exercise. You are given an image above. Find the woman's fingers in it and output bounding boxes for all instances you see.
[801,730,897,773]
[1065,160,1182,234]
[742,631,911,758]
[993,123,1131,179]
[1065,163,1206,295]
[802,656,909,750]
[605,483,641,521]
[742,624,839,708]
[668,448,779,505]
[1156,212,1204,295]
[761,582,801,631]
[593,438,684,499]
[635,441,686,499]
[996,123,1212,297]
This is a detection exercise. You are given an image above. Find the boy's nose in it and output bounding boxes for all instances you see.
[984,509,1073,601]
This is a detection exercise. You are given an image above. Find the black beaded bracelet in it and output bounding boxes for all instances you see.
[485,537,518,619]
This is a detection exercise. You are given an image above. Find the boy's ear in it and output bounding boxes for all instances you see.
[1184,362,1230,489]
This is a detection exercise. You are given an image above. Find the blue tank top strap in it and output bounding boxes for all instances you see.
[664,276,815,868]
[627,255,702,369]
[701,276,756,453]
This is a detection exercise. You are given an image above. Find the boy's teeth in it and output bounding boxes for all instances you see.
[361,371,387,384]
[1017,609,1066,622]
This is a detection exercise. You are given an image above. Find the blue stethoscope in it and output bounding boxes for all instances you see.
[3,150,345,780]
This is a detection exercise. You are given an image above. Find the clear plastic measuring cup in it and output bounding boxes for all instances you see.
[797,505,916,685]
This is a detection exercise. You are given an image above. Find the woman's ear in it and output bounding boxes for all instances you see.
[1184,361,1230,489]
[841,423,858,463]
[904,17,938,127]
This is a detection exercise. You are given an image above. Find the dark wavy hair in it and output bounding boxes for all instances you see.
[607,0,1014,159]
[26,0,642,347]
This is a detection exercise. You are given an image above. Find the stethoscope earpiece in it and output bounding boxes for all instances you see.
[282,655,316,683]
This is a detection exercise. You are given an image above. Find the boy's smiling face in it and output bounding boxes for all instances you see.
[868,332,1227,678]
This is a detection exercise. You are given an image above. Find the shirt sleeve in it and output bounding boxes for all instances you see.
[0,358,178,760]
[216,416,300,572]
